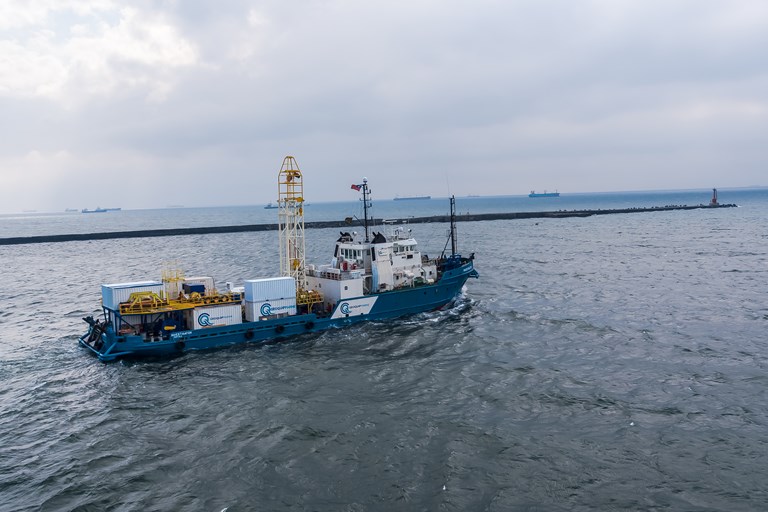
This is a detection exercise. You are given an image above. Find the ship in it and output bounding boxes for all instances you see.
[79,156,478,362]
[394,195,431,201]
[528,190,560,198]
[82,207,121,213]
[264,202,279,209]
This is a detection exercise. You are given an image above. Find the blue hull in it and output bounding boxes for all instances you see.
[80,261,477,362]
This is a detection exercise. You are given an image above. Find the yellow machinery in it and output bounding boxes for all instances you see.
[119,291,174,315]
[118,290,243,315]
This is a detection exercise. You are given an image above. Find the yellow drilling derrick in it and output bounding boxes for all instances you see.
[277,156,322,308]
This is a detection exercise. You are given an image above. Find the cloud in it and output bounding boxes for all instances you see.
[0,2,198,105]
[1,0,768,212]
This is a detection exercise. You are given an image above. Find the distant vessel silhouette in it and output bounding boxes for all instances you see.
[394,195,431,201]
[82,207,121,213]
[529,190,560,198]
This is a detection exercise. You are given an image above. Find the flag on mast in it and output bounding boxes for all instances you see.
[351,184,362,191]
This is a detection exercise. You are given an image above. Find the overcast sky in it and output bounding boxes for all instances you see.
[2,0,767,212]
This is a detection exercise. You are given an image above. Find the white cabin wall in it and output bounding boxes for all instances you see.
[422,264,437,283]
[372,258,394,291]
[306,275,364,308]
[340,278,364,299]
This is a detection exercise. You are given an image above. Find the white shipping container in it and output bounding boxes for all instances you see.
[184,276,216,295]
[244,276,296,302]
[102,281,164,310]
[244,298,297,322]
[186,304,243,329]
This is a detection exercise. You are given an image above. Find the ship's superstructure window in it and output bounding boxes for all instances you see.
[341,248,364,260]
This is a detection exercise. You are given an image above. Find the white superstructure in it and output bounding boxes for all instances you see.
[305,222,438,313]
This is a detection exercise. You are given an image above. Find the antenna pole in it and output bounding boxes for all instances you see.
[361,178,370,242]
[450,195,457,256]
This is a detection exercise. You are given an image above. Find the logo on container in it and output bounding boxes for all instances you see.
[260,302,294,316]
[340,302,351,315]
[198,313,212,326]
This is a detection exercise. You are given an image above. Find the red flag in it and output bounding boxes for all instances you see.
[351,184,361,191]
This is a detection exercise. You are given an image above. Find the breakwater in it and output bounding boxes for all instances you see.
[0,203,736,246]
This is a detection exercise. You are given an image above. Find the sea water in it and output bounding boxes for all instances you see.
[1,188,766,511]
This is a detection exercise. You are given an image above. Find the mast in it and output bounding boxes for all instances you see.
[277,156,307,289]
[361,178,371,243]
[449,195,457,256]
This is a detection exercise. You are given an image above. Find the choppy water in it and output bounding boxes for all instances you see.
[1,189,767,511]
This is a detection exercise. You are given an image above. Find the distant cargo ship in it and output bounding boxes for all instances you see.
[394,195,431,201]
[82,207,121,213]
[528,191,560,198]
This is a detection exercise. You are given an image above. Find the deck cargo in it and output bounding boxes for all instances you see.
[101,281,164,310]
[182,283,206,295]
[186,304,243,329]
[244,298,297,322]
[183,276,215,295]
[244,276,296,302]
